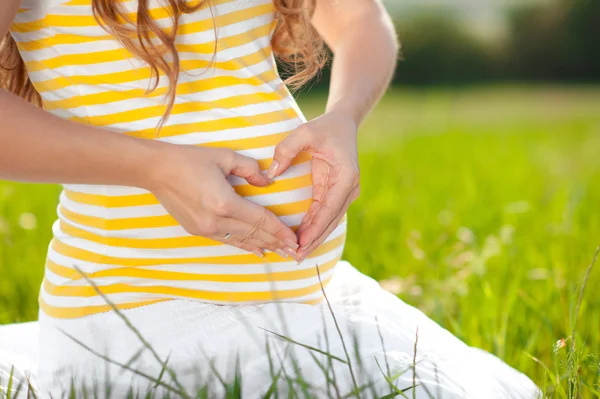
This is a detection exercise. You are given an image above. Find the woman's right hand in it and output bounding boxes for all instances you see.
[145,143,299,259]
[0,88,298,258]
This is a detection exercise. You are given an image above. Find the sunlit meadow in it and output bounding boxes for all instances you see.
[1,86,600,397]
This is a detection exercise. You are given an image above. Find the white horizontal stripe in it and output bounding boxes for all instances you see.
[67,78,281,117]
[12,27,109,44]
[56,231,280,259]
[57,194,307,230]
[177,13,274,45]
[232,145,277,161]
[35,57,277,102]
[39,283,330,309]
[55,215,309,244]
[179,32,272,59]
[27,36,270,81]
[39,83,117,104]
[56,208,305,240]
[53,225,246,259]
[14,0,265,40]
[46,233,344,276]
[39,288,162,308]
[61,185,149,197]
[55,212,303,241]
[52,219,346,259]
[59,192,166,217]
[97,97,293,132]
[279,213,305,227]
[44,266,337,293]
[21,39,125,60]
[54,214,188,239]
[54,234,243,258]
[173,79,283,106]
[159,117,301,145]
[244,187,313,208]
[25,30,272,75]
[228,161,311,186]
[27,55,149,80]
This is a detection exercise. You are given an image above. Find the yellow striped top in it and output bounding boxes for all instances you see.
[10,0,346,319]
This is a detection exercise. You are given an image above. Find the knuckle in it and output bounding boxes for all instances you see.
[242,226,259,242]
[248,160,261,174]
[352,187,361,201]
[297,124,313,137]
[353,172,360,186]
[264,216,284,237]
[252,212,268,229]
[350,165,360,184]
[210,198,232,216]
[275,144,292,160]
[265,236,279,247]
[220,149,237,168]
[197,216,219,236]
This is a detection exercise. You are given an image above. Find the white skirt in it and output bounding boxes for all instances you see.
[1,261,540,398]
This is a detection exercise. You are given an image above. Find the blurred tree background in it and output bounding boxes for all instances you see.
[307,0,600,88]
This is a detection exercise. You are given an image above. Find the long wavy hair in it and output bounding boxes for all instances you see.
[0,0,326,127]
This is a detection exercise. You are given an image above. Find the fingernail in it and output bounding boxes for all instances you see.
[261,170,274,184]
[275,248,289,258]
[283,247,297,258]
[283,239,299,250]
[266,161,279,179]
[300,243,312,251]
[252,249,264,258]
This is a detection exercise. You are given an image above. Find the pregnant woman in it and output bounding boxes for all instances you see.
[0,0,540,397]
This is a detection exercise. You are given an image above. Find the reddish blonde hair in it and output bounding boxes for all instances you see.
[0,0,326,126]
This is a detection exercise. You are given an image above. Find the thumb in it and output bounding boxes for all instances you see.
[227,152,271,187]
[267,127,311,179]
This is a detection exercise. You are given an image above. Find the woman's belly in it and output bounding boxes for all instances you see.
[41,149,347,319]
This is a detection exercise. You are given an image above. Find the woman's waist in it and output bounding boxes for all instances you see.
[54,158,340,257]
[47,217,345,275]
[50,213,346,264]
[41,220,347,319]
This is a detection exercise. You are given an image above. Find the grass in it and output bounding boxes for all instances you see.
[1,85,600,396]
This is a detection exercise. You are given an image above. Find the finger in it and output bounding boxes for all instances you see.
[226,152,271,187]
[209,217,299,258]
[298,179,355,249]
[311,160,330,202]
[296,213,344,263]
[223,240,264,258]
[300,200,320,226]
[227,196,299,247]
[297,200,321,237]
[224,218,299,258]
[297,187,357,262]
[267,127,312,179]
[229,238,296,260]
[208,221,264,258]
[210,234,292,260]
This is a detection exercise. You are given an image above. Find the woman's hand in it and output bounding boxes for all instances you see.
[267,111,360,262]
[0,90,300,258]
[147,144,299,258]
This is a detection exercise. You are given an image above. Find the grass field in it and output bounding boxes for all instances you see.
[1,86,600,396]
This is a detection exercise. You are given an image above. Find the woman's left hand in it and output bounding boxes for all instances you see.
[267,111,360,263]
